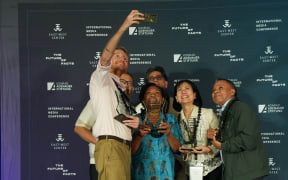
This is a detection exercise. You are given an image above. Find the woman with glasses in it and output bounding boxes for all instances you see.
[173,80,222,180]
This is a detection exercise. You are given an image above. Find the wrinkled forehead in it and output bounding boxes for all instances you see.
[145,86,163,96]
[148,71,163,77]
[214,80,231,89]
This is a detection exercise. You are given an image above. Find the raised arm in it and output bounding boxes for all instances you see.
[100,10,144,66]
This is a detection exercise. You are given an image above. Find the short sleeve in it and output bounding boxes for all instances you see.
[75,100,96,129]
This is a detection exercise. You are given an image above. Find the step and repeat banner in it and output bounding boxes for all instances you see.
[19,2,287,180]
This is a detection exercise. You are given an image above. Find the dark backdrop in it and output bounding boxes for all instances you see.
[1,1,288,180]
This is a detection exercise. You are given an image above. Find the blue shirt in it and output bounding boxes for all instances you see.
[132,113,183,180]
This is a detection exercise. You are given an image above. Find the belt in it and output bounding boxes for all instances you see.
[98,135,131,147]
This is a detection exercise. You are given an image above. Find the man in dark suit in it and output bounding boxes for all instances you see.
[207,79,269,180]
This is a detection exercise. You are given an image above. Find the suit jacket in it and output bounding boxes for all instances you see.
[220,98,269,180]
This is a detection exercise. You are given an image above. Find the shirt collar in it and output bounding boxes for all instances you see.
[180,105,199,121]
[220,98,233,113]
[110,73,126,91]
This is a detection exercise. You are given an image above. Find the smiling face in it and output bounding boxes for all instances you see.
[212,80,236,106]
[175,82,196,106]
[111,49,129,74]
[143,86,164,110]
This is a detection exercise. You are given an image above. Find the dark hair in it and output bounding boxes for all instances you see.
[173,80,203,112]
[139,83,165,102]
[123,72,134,81]
[146,66,168,82]
[115,46,129,61]
[216,78,237,97]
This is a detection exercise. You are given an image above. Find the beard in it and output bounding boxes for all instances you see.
[111,61,127,74]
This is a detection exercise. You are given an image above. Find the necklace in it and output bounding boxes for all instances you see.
[179,106,202,160]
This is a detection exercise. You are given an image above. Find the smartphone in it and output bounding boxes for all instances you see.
[181,148,202,151]
[139,13,158,23]
[155,128,167,131]
[181,148,193,151]
[114,114,132,123]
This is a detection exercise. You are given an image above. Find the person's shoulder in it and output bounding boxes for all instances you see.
[232,100,254,113]
[200,107,214,113]
[233,100,249,108]
[199,107,217,119]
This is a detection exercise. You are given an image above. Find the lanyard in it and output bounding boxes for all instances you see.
[180,106,202,160]
[113,79,135,115]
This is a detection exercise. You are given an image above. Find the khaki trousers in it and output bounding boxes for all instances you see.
[94,139,131,180]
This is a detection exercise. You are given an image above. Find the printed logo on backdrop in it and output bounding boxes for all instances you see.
[256,19,282,32]
[45,53,75,66]
[258,104,284,114]
[173,53,200,63]
[89,51,102,68]
[268,157,281,175]
[171,23,202,36]
[85,25,112,37]
[129,26,155,36]
[261,131,285,144]
[214,49,244,62]
[129,53,156,65]
[47,163,76,176]
[228,78,242,88]
[217,20,237,36]
[49,24,67,40]
[48,106,74,119]
[50,134,70,150]
[134,77,145,94]
[47,82,72,91]
[259,46,279,63]
[256,74,286,87]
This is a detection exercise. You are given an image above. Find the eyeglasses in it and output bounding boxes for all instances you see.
[148,75,163,82]
[120,79,133,86]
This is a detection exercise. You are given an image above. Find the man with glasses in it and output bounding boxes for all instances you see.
[74,10,143,180]
[135,66,178,117]
[74,73,135,180]
[120,73,134,97]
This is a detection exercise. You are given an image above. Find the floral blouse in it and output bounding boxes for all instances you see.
[178,105,222,176]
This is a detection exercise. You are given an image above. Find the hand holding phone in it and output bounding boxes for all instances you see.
[114,114,132,123]
[155,128,167,131]
[138,13,158,23]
